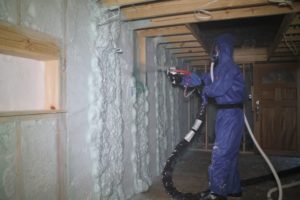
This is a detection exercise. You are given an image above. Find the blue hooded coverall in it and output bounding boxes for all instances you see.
[181,34,245,197]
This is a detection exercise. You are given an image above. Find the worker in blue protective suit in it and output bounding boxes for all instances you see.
[181,34,245,200]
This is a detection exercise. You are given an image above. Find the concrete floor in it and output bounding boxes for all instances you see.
[132,150,300,200]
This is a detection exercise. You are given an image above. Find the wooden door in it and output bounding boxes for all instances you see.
[253,63,298,155]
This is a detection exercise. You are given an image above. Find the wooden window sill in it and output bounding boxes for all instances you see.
[0,110,67,117]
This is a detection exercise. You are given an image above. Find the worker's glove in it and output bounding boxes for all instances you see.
[181,73,202,88]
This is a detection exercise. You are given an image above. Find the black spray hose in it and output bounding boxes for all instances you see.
[162,102,206,200]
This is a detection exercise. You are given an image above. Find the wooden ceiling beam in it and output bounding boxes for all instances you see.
[291,14,300,25]
[159,34,197,43]
[163,42,202,48]
[121,0,270,21]
[137,25,190,37]
[175,52,208,57]
[169,47,206,54]
[269,56,298,62]
[190,60,210,66]
[278,41,300,48]
[188,48,268,65]
[268,14,296,60]
[139,3,300,29]
[281,34,300,41]
[101,0,159,8]
[286,27,300,35]
[186,24,209,53]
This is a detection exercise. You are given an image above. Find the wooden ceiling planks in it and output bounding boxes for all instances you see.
[103,0,300,67]
[121,0,271,21]
[143,4,300,29]
[270,13,300,62]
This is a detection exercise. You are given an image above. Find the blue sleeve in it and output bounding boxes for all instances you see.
[180,72,202,87]
[202,73,212,86]
[204,68,239,97]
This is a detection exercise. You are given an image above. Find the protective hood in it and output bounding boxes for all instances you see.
[214,33,235,65]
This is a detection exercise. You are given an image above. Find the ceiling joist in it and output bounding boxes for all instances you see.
[189,48,268,66]
[175,52,208,57]
[138,3,300,29]
[159,34,197,43]
[163,42,202,49]
[170,48,206,54]
[137,25,190,37]
[121,0,271,21]
[268,14,297,60]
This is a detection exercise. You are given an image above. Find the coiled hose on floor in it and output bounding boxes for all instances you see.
[162,102,206,200]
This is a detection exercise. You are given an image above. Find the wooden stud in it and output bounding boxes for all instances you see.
[139,3,300,29]
[121,0,270,21]
[136,31,147,73]
[0,22,60,61]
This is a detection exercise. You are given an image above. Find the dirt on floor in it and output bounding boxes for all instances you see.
[131,150,300,200]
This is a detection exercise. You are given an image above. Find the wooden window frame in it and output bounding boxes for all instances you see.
[0,21,65,116]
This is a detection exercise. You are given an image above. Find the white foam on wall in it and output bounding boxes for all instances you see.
[88,1,153,198]
[88,3,126,199]
[0,122,17,200]
[0,0,18,23]
[21,119,57,200]
[153,42,189,172]
[21,0,64,39]
[0,0,189,199]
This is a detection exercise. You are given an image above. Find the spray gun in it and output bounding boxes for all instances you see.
[166,67,192,86]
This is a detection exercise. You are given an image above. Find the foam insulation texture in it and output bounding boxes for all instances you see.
[147,38,189,174]
[21,119,58,200]
[0,118,59,200]
[87,1,152,199]
[0,0,64,199]
[0,122,17,200]
[21,0,64,38]
[0,0,190,199]
[0,0,18,23]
